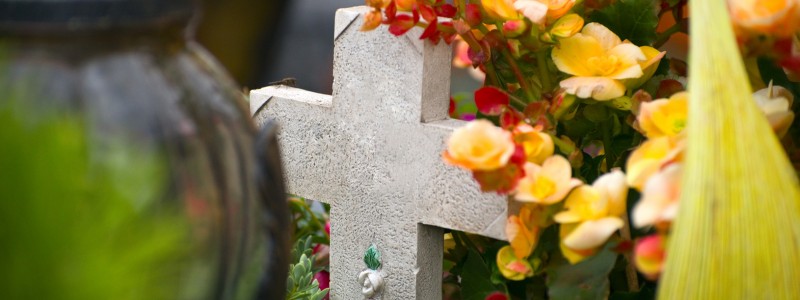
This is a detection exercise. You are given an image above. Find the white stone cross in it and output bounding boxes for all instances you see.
[251,6,508,299]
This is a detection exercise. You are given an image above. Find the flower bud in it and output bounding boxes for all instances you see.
[635,235,666,280]
[549,13,583,38]
[502,19,528,38]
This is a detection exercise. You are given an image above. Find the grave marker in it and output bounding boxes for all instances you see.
[251,6,508,299]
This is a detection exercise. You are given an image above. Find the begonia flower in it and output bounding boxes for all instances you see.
[637,92,688,138]
[515,157,581,205]
[497,245,535,280]
[506,205,541,258]
[554,170,627,263]
[551,23,648,100]
[753,85,796,137]
[626,136,684,191]
[482,0,521,21]
[728,0,800,37]
[513,124,554,164]
[622,46,666,90]
[632,163,681,228]
[634,234,666,280]
[513,0,576,26]
[444,120,516,171]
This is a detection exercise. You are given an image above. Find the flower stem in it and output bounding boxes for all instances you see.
[502,48,537,102]
[536,50,554,94]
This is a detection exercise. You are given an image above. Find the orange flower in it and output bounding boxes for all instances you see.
[444,120,516,171]
[637,92,688,138]
[728,0,800,37]
[506,206,541,258]
[513,124,554,164]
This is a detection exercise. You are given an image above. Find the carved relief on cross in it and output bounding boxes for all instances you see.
[251,6,508,299]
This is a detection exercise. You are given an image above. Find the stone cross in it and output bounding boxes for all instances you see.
[251,6,508,299]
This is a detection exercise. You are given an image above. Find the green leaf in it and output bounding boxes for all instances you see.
[364,244,382,270]
[461,249,501,300]
[546,245,618,300]
[589,0,659,46]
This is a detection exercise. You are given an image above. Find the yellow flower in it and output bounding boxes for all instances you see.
[637,92,688,138]
[632,163,681,228]
[497,245,534,280]
[623,46,666,89]
[513,124,554,164]
[549,13,584,38]
[626,136,684,191]
[559,223,598,264]
[506,205,541,258]
[514,0,577,26]
[482,0,521,21]
[753,85,795,137]
[728,0,800,37]
[444,120,516,171]
[515,157,581,205]
[554,170,628,263]
[552,23,648,100]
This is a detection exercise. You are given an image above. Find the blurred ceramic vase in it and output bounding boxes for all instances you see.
[0,0,289,299]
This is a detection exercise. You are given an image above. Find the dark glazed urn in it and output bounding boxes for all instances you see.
[0,1,289,299]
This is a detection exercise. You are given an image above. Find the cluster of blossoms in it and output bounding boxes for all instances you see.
[362,0,799,295]
[628,84,795,279]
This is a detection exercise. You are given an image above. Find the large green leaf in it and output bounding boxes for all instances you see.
[589,0,659,46]
[546,245,618,300]
[461,249,502,300]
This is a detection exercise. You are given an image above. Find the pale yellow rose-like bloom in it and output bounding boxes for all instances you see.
[632,163,681,228]
[552,23,648,101]
[554,170,628,259]
[482,0,521,21]
[638,92,688,138]
[515,157,581,205]
[513,0,576,26]
[753,85,795,137]
[728,0,800,37]
[626,136,684,191]
[513,124,554,164]
[444,120,516,171]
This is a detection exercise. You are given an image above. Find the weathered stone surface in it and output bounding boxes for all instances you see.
[251,6,507,299]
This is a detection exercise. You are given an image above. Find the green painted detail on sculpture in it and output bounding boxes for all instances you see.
[364,244,381,270]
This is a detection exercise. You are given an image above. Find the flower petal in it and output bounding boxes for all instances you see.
[592,169,628,217]
[559,76,626,100]
[581,23,621,50]
[552,33,604,76]
[563,217,624,250]
[514,0,548,25]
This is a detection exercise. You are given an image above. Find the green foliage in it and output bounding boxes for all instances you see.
[546,245,618,300]
[589,0,660,46]
[286,236,329,300]
[460,249,502,300]
[0,103,189,299]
